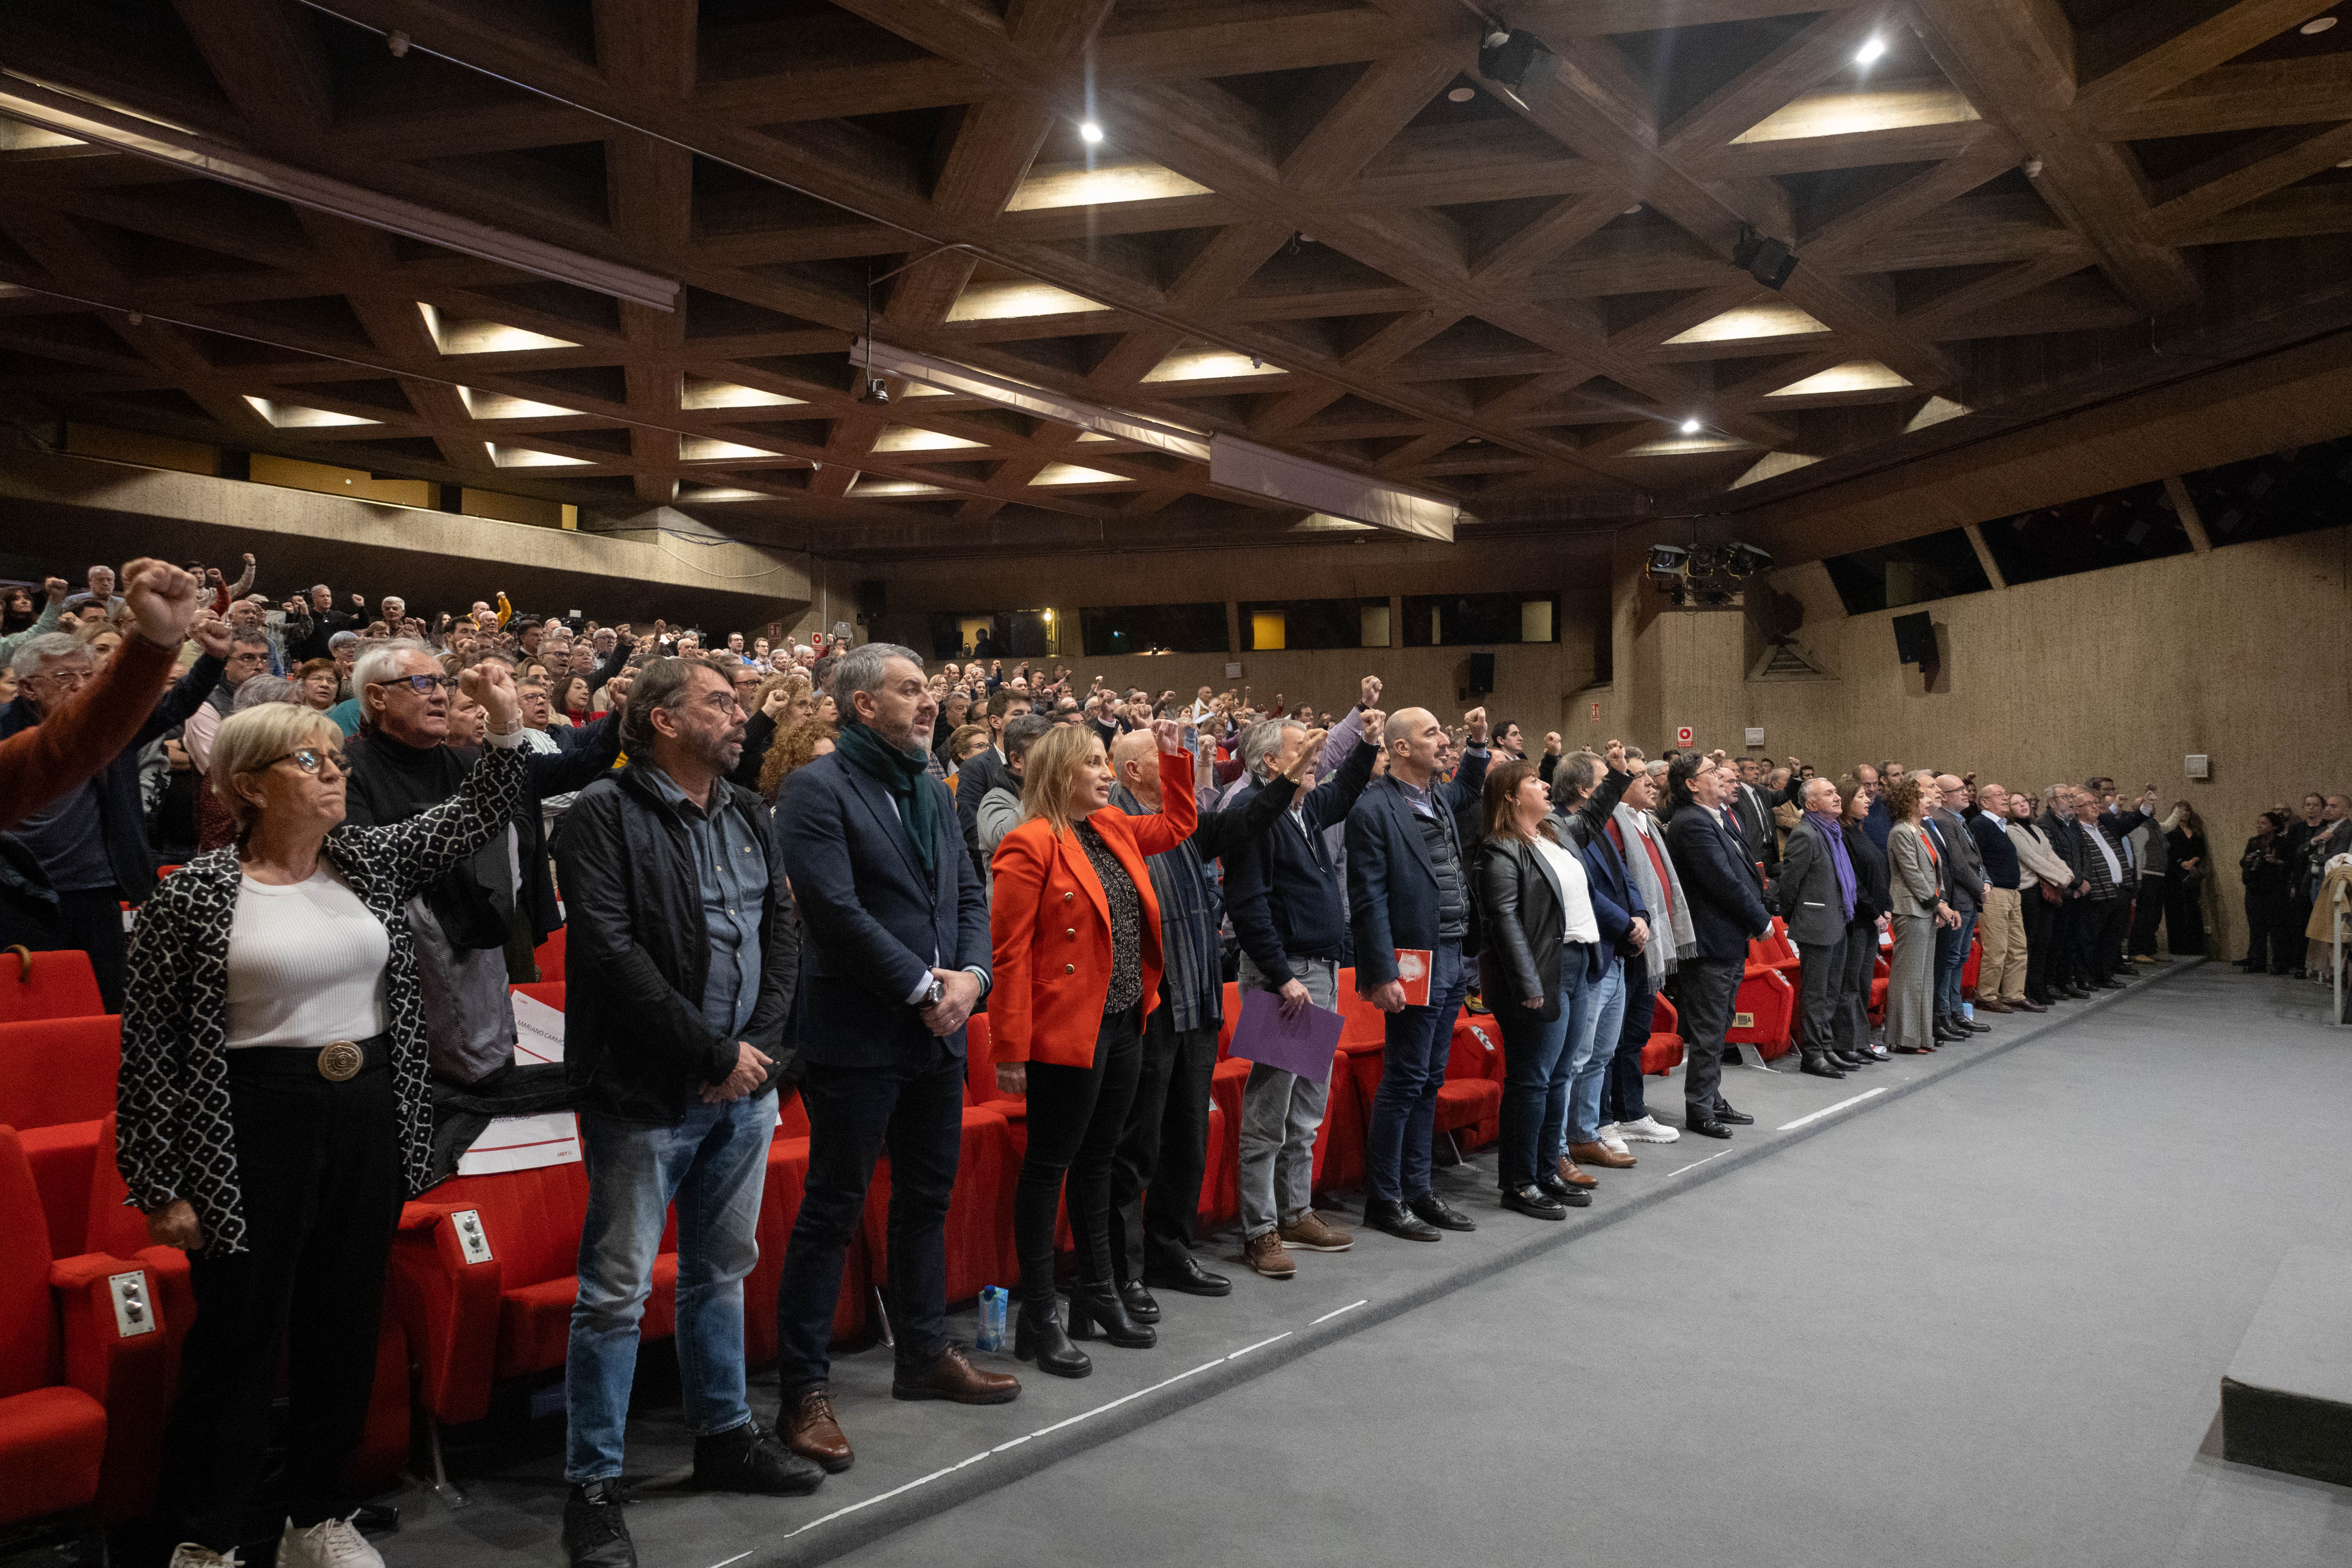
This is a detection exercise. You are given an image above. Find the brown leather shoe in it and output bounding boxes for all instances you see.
[1568,1140,1635,1169]
[1244,1231,1297,1278]
[1975,999,2012,1014]
[1278,1212,1354,1252]
[891,1346,1021,1405]
[781,1386,854,1473]
[1556,1153,1597,1188]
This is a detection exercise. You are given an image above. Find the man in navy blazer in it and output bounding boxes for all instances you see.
[1662,758,1771,1139]
[1347,706,1491,1242]
[773,642,1016,1473]
[1554,745,1650,1172]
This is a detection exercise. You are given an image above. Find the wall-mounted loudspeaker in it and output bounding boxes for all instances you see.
[1891,611,1936,667]
[1464,651,1495,697]
[854,579,886,624]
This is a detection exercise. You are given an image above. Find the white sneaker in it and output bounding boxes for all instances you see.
[167,1547,241,1568]
[1597,1124,1632,1157]
[278,1514,385,1568]
[1616,1114,1680,1144]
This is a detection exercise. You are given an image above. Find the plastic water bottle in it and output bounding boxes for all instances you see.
[1961,1001,1975,1023]
[976,1286,1008,1352]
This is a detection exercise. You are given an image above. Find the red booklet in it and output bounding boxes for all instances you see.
[1393,949,1433,1007]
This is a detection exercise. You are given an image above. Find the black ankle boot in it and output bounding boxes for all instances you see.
[1013,1293,1090,1379]
[1066,1281,1156,1348]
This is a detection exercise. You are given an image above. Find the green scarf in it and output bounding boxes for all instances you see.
[835,719,937,880]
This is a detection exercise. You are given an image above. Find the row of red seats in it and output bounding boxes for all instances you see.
[1733,916,1981,1057]
[0,946,1689,1537]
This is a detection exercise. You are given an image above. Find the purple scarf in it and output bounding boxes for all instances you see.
[1813,810,1858,922]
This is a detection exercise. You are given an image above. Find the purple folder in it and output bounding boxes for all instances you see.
[1228,986,1343,1083]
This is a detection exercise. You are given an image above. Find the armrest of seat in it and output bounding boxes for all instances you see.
[49,1252,172,1407]
[387,1201,506,1425]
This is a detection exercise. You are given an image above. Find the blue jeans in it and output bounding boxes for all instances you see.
[1367,940,1470,1204]
[1935,910,1977,1016]
[1496,945,1585,1191]
[565,1094,773,1483]
[1560,958,1627,1150]
[1605,976,1657,1124]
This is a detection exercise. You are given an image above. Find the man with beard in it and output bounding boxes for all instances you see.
[554,656,821,1567]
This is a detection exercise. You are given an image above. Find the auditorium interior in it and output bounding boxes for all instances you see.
[0,0,2349,1565]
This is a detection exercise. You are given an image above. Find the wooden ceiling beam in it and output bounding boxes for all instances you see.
[2075,0,2338,117]
[1911,0,2201,314]
[167,0,334,138]
[2080,53,2352,140]
[2149,119,2352,236]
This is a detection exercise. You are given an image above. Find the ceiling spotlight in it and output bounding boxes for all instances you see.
[1724,541,1773,578]
[2022,156,2045,178]
[2301,15,2337,32]
[1855,36,1886,65]
[387,29,411,58]
[1465,436,1484,444]
[2338,157,2352,168]
[1478,26,1548,91]
[125,310,143,326]
[1732,222,1799,289]
[1646,543,1690,579]
[1447,86,1476,103]
[1623,203,1643,215]
[1078,121,1104,145]
[857,376,890,405]
[1679,417,1702,434]
[1249,354,1263,369]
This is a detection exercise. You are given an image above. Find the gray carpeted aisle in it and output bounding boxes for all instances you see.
[826,965,2352,1568]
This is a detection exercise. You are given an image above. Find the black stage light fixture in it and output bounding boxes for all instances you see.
[1479,25,1548,91]
[857,376,890,405]
[1732,223,1798,289]
[1724,541,1773,577]
[1647,542,1690,577]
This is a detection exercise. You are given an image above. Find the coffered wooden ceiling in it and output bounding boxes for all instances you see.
[1,0,2349,558]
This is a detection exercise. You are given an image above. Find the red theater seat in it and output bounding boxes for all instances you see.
[0,1015,121,1132]
[858,1103,1019,1305]
[0,949,104,1024]
[1437,1017,1503,1153]
[532,926,566,982]
[391,1160,680,1428]
[1729,966,1796,1061]
[1643,994,1685,1077]
[0,1124,176,1526]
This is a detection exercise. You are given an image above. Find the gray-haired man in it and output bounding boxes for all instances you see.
[1219,712,1382,1279]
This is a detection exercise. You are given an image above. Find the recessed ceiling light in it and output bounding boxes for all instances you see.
[1855,36,1887,64]
[1680,417,1702,433]
[1623,203,1642,215]
[1078,121,1104,144]
[1448,86,1476,103]
[2301,15,2337,33]
[1465,436,1484,444]
[2338,157,2352,167]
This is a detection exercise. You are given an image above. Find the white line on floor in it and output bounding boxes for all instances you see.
[1311,1298,1369,1325]
[1224,1330,1294,1360]
[1666,1150,1732,1177]
[706,1554,753,1568]
[1777,1086,1887,1130]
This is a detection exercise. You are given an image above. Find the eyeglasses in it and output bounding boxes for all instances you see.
[259,747,345,776]
[29,665,93,690]
[369,673,453,694]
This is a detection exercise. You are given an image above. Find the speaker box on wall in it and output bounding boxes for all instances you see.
[1891,611,1936,666]
[854,579,886,623]
[1464,651,1495,697]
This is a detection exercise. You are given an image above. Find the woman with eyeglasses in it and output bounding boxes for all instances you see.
[118,665,531,1568]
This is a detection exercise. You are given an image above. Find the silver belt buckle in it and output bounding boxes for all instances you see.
[317,1040,365,1082]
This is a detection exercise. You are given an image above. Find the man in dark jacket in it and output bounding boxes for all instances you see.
[2037,788,2092,999]
[553,656,821,1568]
[343,641,620,1084]
[1347,705,1491,1241]
[1103,723,1320,1306]
[955,687,1032,881]
[1663,758,1771,1138]
[1221,711,1380,1277]
[0,617,228,1009]
[1779,777,1862,1077]
[774,642,1015,1478]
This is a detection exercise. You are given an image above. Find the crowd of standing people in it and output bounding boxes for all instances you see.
[3,555,2348,1568]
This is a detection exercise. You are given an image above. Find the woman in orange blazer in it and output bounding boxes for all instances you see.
[989,716,1197,1378]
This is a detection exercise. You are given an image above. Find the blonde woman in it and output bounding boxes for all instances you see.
[119,671,529,1568]
[988,717,1195,1377]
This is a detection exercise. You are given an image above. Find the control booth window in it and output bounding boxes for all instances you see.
[1079,602,1228,658]
[1242,597,1391,650]
[1402,592,1559,647]
[1821,529,1991,614]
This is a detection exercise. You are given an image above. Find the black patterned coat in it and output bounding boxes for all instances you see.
[115,742,528,1255]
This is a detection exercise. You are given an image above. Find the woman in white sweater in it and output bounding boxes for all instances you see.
[119,669,529,1568]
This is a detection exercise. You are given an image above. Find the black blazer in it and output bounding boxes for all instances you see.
[955,746,1016,882]
[1842,820,1891,924]
[778,747,990,1068]
[1344,751,1492,988]
[1663,804,1771,963]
